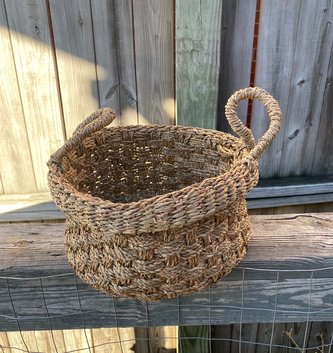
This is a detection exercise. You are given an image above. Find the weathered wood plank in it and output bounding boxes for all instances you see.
[176,0,222,129]
[4,331,30,352]
[248,176,333,199]
[91,327,123,352]
[0,0,37,194]
[134,327,150,353]
[0,332,10,351]
[117,327,136,353]
[0,214,333,331]
[1,328,140,352]
[48,0,99,136]
[4,0,65,192]
[62,328,93,353]
[179,326,209,353]
[149,326,178,353]
[163,326,178,352]
[247,193,333,209]
[306,321,333,352]
[32,330,56,352]
[310,31,333,176]
[251,0,333,178]
[217,0,257,132]
[133,0,174,125]
[211,324,232,353]
[91,0,138,125]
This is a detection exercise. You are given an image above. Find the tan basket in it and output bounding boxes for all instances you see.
[47,87,282,301]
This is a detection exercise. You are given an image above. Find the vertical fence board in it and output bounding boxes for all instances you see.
[49,330,67,352]
[133,0,175,125]
[176,0,222,128]
[33,331,56,352]
[148,326,178,353]
[310,29,333,176]
[0,0,37,194]
[91,328,124,352]
[91,0,138,125]
[163,326,178,352]
[306,321,333,352]
[0,332,10,351]
[62,328,93,353]
[134,327,150,353]
[118,327,136,352]
[252,0,333,178]
[179,325,209,353]
[49,0,99,136]
[176,0,223,348]
[211,325,232,353]
[250,0,301,178]
[4,0,65,192]
[217,0,256,133]
[5,331,29,352]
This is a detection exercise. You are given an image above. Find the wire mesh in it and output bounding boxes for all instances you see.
[0,266,332,353]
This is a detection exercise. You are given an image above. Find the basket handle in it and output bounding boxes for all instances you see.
[48,108,116,165]
[225,87,282,161]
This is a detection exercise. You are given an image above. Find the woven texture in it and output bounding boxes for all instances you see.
[48,87,282,301]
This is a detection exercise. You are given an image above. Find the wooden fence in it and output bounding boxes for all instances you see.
[0,0,174,195]
[1,0,332,195]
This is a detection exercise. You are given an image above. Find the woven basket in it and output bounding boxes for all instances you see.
[48,87,282,301]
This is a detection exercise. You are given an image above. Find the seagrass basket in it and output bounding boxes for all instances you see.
[48,87,282,301]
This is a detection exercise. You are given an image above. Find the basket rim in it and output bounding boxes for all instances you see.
[49,125,252,204]
[48,124,259,233]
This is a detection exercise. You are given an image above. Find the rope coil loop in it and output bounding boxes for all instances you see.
[225,87,282,162]
[48,108,117,166]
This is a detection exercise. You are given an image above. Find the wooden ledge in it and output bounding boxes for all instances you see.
[0,213,333,331]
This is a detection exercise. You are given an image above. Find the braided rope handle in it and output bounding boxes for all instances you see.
[48,108,116,165]
[225,87,282,161]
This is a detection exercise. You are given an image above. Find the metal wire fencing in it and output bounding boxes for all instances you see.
[1,265,333,353]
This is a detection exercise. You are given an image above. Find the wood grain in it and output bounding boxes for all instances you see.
[134,327,150,353]
[310,27,333,176]
[91,0,138,125]
[0,0,36,194]
[217,0,257,133]
[251,0,333,178]
[176,0,222,129]
[211,321,333,353]
[133,0,175,125]
[117,327,136,353]
[0,214,333,330]
[91,327,123,353]
[149,326,178,353]
[62,328,93,353]
[48,0,99,136]
[0,331,10,351]
[247,192,333,209]
[247,176,333,199]
[249,203,333,216]
[179,325,209,353]
[4,331,30,352]
[4,0,65,192]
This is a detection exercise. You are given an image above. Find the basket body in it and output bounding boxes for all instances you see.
[65,199,251,301]
[48,87,282,301]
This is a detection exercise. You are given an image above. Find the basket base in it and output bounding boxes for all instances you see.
[65,200,252,301]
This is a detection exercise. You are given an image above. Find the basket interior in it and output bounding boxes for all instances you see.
[61,126,248,203]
